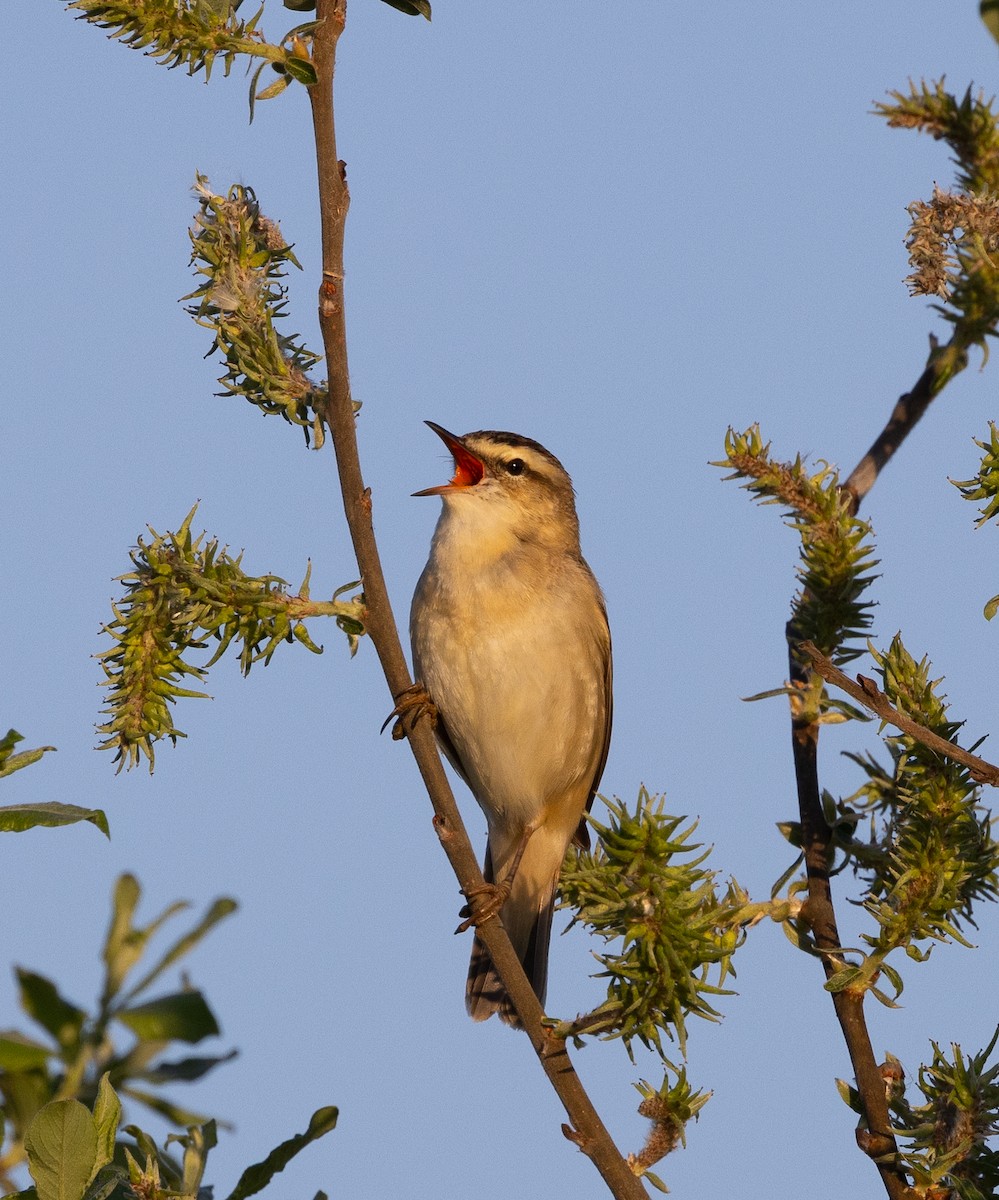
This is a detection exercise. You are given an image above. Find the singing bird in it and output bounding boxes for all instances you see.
[410,422,612,1026]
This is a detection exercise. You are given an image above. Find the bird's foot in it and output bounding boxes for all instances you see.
[382,682,438,740]
[455,882,510,934]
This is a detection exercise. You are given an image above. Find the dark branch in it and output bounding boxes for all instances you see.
[800,641,999,786]
[843,334,967,509]
[786,628,909,1200]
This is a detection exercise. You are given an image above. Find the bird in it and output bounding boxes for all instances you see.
[410,421,612,1027]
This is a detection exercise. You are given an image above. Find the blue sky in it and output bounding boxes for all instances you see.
[5,3,999,1197]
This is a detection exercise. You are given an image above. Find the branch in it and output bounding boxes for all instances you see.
[842,334,967,508]
[784,627,910,1200]
[799,641,999,786]
[305,6,647,1196]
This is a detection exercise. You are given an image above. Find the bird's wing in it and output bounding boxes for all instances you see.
[573,608,613,852]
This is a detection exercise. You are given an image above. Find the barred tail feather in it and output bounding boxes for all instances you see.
[465,892,555,1028]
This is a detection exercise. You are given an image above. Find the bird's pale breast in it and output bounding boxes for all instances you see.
[412,554,608,836]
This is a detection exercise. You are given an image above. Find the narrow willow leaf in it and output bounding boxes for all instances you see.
[101,874,144,1001]
[0,735,57,779]
[379,0,431,15]
[225,1107,338,1200]
[0,803,108,838]
[25,1100,98,1200]
[15,970,86,1052]
[122,897,238,1004]
[119,1085,215,1131]
[133,1048,238,1084]
[82,1165,127,1200]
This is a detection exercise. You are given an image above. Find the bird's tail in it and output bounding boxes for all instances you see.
[464,840,557,1028]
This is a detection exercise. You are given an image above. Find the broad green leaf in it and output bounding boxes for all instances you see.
[225,1107,338,1200]
[122,897,237,1004]
[0,1031,54,1071]
[116,990,220,1044]
[985,591,999,620]
[25,1100,97,1200]
[16,970,86,1053]
[0,803,108,837]
[285,57,318,85]
[91,1076,121,1176]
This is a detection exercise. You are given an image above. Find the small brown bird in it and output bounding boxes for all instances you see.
[410,422,612,1026]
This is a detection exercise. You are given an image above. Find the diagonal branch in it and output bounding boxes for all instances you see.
[304,5,647,1197]
[842,334,967,509]
[799,641,999,786]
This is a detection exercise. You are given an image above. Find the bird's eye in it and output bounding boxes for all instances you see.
[505,458,526,476]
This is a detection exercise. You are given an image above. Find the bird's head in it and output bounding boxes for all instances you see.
[414,422,581,555]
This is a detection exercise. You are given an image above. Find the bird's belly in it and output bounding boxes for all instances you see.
[415,603,605,833]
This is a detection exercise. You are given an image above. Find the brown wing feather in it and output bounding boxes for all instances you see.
[572,604,613,851]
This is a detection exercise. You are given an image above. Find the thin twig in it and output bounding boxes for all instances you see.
[800,641,999,785]
[305,6,648,1197]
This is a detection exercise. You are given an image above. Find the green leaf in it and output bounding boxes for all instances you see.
[0,803,108,837]
[284,56,317,85]
[0,1031,55,1071]
[133,1048,238,1084]
[6,1190,39,1200]
[225,1107,338,1200]
[25,1100,98,1200]
[983,0,999,46]
[82,1165,127,1200]
[283,0,316,8]
[91,1076,121,1176]
[379,0,431,17]
[16,970,87,1053]
[166,1119,217,1196]
[255,74,291,101]
[122,897,238,1004]
[116,990,220,1044]
[118,1085,215,1130]
[0,730,57,779]
[101,874,144,1001]
[985,591,999,620]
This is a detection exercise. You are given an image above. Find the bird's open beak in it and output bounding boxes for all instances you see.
[412,421,485,496]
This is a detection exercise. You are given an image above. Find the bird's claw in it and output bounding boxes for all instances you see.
[382,682,438,740]
[455,882,510,934]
